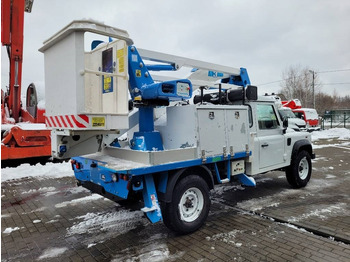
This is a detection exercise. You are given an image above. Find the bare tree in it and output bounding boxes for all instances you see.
[279,65,321,108]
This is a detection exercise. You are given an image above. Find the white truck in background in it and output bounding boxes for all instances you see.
[41,20,315,234]
[263,95,306,131]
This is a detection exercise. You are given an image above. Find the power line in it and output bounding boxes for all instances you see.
[323,82,350,85]
[317,69,350,74]
[258,68,350,86]
[258,79,284,86]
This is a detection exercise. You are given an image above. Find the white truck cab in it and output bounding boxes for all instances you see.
[240,96,314,178]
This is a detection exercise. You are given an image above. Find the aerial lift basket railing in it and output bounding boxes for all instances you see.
[39,20,134,131]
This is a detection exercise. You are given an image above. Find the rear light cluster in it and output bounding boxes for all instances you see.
[120,174,129,181]
[70,159,81,170]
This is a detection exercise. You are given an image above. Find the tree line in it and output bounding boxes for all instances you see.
[278,65,350,116]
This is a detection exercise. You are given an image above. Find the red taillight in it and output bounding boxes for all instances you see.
[71,159,76,170]
[75,163,81,169]
[119,174,129,181]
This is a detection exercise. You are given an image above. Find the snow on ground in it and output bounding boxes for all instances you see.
[288,203,349,222]
[21,187,57,195]
[37,247,68,260]
[67,209,145,236]
[111,243,185,262]
[311,128,350,141]
[55,194,104,208]
[66,208,149,248]
[206,229,244,246]
[236,178,338,213]
[1,161,73,182]
[237,196,280,212]
[2,227,21,234]
[212,184,245,196]
[111,233,185,262]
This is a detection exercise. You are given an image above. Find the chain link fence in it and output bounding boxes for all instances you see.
[321,110,350,129]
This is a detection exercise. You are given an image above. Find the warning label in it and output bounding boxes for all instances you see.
[117,48,125,73]
[92,117,105,127]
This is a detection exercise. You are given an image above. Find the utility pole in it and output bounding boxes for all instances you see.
[309,70,315,108]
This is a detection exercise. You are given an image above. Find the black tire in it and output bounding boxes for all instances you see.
[286,150,312,188]
[161,175,210,234]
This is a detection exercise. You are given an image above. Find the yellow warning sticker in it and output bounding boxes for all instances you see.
[103,76,112,93]
[92,117,105,127]
[117,48,124,58]
[117,48,125,73]
[136,69,142,77]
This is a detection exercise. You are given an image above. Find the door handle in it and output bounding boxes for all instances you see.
[261,143,269,148]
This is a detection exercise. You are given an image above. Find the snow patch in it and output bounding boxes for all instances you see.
[21,187,56,195]
[208,229,244,246]
[212,184,245,196]
[237,196,280,211]
[283,224,308,233]
[1,162,73,182]
[288,203,348,222]
[237,178,337,212]
[37,247,68,260]
[112,243,184,262]
[23,206,47,214]
[33,220,41,224]
[312,128,350,141]
[55,194,103,208]
[3,227,20,234]
[67,209,145,236]
[46,219,59,224]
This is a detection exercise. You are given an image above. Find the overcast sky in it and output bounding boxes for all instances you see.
[2,0,350,100]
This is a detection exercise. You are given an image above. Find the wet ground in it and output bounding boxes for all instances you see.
[1,137,350,261]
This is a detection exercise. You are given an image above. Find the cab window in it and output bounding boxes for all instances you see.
[257,104,279,130]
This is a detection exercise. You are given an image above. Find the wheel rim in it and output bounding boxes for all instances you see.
[178,187,204,222]
[298,157,309,180]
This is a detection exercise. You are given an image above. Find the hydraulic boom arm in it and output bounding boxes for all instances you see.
[1,0,33,123]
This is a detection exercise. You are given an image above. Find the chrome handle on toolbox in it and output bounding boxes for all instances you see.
[261,143,269,148]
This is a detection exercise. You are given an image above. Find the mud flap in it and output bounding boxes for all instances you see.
[141,174,162,223]
[237,173,256,187]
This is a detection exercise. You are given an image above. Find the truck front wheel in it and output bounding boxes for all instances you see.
[286,150,312,188]
[161,175,210,234]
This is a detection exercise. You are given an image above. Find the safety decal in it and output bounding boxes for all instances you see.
[46,114,89,128]
[117,48,125,73]
[92,117,105,127]
[136,69,142,77]
[103,76,113,93]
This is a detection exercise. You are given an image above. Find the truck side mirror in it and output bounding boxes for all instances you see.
[245,85,258,100]
[282,117,288,134]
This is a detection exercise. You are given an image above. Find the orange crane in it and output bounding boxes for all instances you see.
[1,0,51,164]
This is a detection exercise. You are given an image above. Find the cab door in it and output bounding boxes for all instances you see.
[256,104,285,169]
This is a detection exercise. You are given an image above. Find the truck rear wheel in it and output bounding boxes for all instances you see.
[286,150,312,188]
[161,175,210,234]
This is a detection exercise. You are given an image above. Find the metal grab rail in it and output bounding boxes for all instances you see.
[39,20,133,52]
